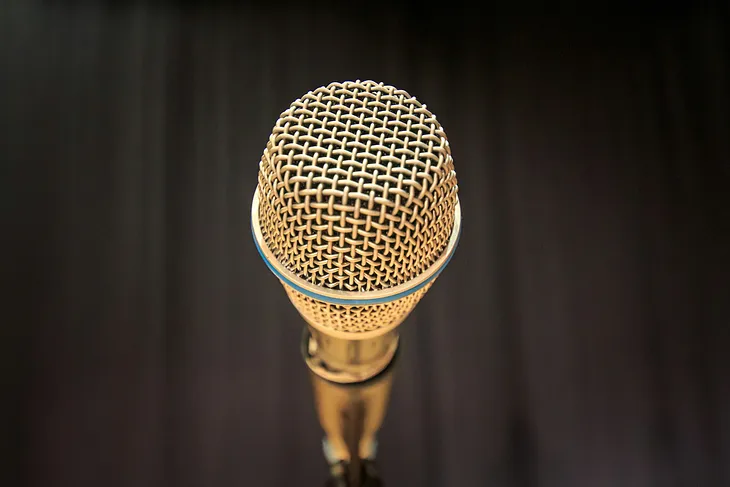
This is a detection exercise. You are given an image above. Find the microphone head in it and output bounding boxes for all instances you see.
[251,80,461,338]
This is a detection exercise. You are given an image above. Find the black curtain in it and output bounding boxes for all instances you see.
[2,2,728,486]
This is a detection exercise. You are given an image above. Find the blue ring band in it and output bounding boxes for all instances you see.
[250,212,461,306]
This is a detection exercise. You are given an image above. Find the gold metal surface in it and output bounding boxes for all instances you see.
[251,187,461,306]
[256,80,459,294]
[251,185,460,338]
[302,324,399,384]
[303,328,395,467]
[284,281,433,336]
[251,80,461,480]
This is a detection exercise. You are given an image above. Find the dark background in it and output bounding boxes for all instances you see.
[2,1,729,486]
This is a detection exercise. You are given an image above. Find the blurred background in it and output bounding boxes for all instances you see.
[2,1,728,486]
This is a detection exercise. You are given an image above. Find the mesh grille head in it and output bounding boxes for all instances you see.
[254,80,459,336]
[257,80,458,293]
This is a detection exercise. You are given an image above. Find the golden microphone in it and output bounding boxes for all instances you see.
[250,80,461,483]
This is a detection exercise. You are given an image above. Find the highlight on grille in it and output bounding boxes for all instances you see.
[284,282,434,334]
[256,80,459,293]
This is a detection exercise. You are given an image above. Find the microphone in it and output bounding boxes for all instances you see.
[250,80,461,479]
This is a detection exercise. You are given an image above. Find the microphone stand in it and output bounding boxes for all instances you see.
[301,327,396,487]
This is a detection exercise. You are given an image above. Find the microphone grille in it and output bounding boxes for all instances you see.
[257,80,459,293]
[284,282,434,334]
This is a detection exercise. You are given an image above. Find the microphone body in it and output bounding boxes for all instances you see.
[305,327,395,486]
[250,80,461,480]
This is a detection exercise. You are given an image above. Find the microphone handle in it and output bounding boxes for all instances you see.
[344,401,364,486]
[302,327,395,486]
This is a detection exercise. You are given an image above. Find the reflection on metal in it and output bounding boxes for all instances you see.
[303,327,394,486]
[251,81,461,485]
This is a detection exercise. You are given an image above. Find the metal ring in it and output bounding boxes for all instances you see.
[251,187,462,305]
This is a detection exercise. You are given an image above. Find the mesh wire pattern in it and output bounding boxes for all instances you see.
[283,281,433,334]
[257,80,459,294]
